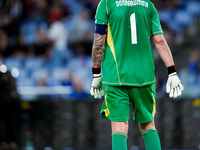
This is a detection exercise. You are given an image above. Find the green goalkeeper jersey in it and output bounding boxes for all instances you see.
[95,0,163,86]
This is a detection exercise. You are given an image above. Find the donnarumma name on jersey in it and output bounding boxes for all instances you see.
[116,0,149,8]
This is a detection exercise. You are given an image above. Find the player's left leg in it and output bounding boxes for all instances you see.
[111,121,128,150]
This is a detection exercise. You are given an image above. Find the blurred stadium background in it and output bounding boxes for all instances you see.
[0,0,200,149]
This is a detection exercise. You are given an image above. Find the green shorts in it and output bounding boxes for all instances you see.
[100,84,156,123]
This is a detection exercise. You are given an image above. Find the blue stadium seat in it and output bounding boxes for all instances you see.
[173,10,193,28]
[185,1,200,17]
[167,19,182,34]
[16,77,37,87]
[159,3,199,34]
[3,57,22,69]
[31,67,48,82]
[20,20,37,45]
[20,19,47,45]
[68,56,92,93]
[46,76,61,86]
[163,9,194,34]
[35,20,48,31]
[23,57,45,72]
[62,0,83,16]
[50,67,69,83]
[49,49,73,68]
[17,67,29,79]
[159,10,174,24]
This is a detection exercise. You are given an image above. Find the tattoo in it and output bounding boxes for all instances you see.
[92,33,106,67]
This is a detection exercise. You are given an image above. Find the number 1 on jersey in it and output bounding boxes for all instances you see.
[130,13,137,44]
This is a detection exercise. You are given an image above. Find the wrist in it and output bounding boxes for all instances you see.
[167,65,176,75]
[92,66,101,74]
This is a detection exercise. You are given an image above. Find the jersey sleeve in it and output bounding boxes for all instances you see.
[95,0,108,25]
[150,4,163,36]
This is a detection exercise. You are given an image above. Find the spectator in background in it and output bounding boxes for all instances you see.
[0,9,19,40]
[155,75,165,99]
[49,0,71,19]
[33,0,49,20]
[14,34,28,58]
[69,8,93,43]
[187,49,199,85]
[10,0,23,20]
[34,28,53,59]
[68,77,89,100]
[68,43,92,94]
[151,0,180,11]
[80,0,100,18]
[69,8,93,55]
[166,0,180,10]
[0,30,15,57]
[47,7,68,51]
[179,49,199,87]
[47,0,71,51]
[33,0,71,20]
[46,1,72,65]
[188,49,199,73]
[0,55,21,150]
[61,69,89,100]
[23,0,36,16]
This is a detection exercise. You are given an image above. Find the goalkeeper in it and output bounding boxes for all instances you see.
[90,0,184,150]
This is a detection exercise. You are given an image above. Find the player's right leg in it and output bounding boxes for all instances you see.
[139,119,161,150]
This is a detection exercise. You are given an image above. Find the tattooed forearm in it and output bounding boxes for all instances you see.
[92,33,106,67]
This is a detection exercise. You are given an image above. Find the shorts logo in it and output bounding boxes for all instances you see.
[116,0,148,8]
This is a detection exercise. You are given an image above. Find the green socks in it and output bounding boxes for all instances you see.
[112,129,161,150]
[142,129,161,150]
[112,132,128,150]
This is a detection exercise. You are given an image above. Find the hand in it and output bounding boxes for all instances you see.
[90,73,104,99]
[166,72,184,98]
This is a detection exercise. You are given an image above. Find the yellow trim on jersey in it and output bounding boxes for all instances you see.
[152,99,156,116]
[151,31,163,35]
[151,20,162,31]
[107,22,121,85]
[107,23,116,60]
[102,79,156,86]
[103,86,109,117]
[151,84,156,116]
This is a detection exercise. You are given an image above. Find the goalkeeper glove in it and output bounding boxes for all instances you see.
[90,66,104,99]
[166,65,184,98]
